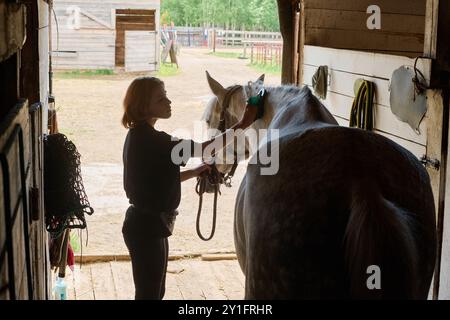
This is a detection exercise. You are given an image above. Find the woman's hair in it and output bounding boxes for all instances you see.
[122,77,164,128]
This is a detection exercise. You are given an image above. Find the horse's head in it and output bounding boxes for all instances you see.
[203,71,265,129]
[202,71,265,176]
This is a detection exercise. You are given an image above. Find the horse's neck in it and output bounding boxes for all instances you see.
[259,86,337,132]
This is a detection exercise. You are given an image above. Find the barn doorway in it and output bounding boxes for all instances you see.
[51,1,282,300]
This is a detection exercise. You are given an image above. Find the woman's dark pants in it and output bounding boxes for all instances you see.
[122,206,169,300]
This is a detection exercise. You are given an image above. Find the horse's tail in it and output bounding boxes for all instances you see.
[344,182,419,299]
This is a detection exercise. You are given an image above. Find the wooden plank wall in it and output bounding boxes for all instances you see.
[303,45,431,159]
[303,0,426,58]
[124,31,157,72]
[51,0,159,70]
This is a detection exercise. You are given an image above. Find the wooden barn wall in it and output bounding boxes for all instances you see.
[302,45,431,160]
[303,0,426,58]
[50,0,160,70]
[1,0,49,300]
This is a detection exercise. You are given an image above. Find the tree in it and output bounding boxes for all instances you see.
[161,0,280,31]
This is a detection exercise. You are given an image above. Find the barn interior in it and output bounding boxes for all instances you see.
[1,0,450,301]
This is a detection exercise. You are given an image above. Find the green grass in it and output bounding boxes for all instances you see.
[207,51,242,59]
[248,62,281,76]
[156,63,181,77]
[55,69,115,79]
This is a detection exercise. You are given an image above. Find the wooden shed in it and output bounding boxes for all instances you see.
[51,0,161,72]
[278,0,450,299]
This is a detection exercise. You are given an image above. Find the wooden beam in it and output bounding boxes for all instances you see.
[423,0,450,300]
[277,0,298,84]
[304,0,426,15]
[19,0,40,106]
[305,9,425,34]
[436,1,450,72]
[116,22,155,31]
[297,0,305,86]
[116,15,155,24]
[424,0,439,59]
[116,9,154,16]
[306,28,424,53]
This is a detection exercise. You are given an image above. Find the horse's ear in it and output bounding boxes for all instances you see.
[206,71,226,98]
[257,74,265,83]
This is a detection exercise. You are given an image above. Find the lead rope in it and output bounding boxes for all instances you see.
[194,85,243,241]
[195,168,221,241]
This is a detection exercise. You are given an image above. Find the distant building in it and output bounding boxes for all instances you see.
[51,0,160,72]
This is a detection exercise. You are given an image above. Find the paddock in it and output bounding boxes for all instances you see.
[1,0,450,300]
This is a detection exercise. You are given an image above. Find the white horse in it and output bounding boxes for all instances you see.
[203,71,437,299]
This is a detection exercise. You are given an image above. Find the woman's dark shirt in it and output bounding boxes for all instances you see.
[123,123,194,215]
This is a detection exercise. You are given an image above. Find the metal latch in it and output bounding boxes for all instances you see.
[420,155,440,170]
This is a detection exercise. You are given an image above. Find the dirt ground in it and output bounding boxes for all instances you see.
[54,48,280,256]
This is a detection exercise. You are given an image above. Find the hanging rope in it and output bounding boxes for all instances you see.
[195,166,222,241]
[44,133,94,239]
[350,80,375,131]
[412,56,428,101]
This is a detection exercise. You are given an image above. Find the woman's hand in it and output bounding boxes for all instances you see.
[239,103,259,129]
[180,163,212,182]
[193,162,212,177]
[239,89,265,129]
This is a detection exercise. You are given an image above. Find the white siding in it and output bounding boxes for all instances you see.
[303,45,432,159]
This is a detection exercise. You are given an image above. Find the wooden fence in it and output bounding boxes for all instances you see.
[245,42,283,66]
[209,29,282,48]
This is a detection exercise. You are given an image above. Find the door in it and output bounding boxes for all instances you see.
[115,9,156,67]
[125,31,158,72]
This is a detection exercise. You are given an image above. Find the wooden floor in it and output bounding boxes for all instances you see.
[66,258,245,300]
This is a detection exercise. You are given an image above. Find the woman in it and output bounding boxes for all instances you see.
[121,77,259,300]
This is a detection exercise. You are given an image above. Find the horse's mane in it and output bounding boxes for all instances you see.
[266,85,337,136]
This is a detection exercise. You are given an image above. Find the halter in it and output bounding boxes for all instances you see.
[218,85,243,184]
[195,85,243,241]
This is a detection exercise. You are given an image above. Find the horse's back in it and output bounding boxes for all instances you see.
[243,126,436,299]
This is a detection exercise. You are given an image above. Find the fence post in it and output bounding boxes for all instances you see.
[264,45,267,65]
[188,28,191,47]
[243,31,247,58]
[270,45,273,66]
